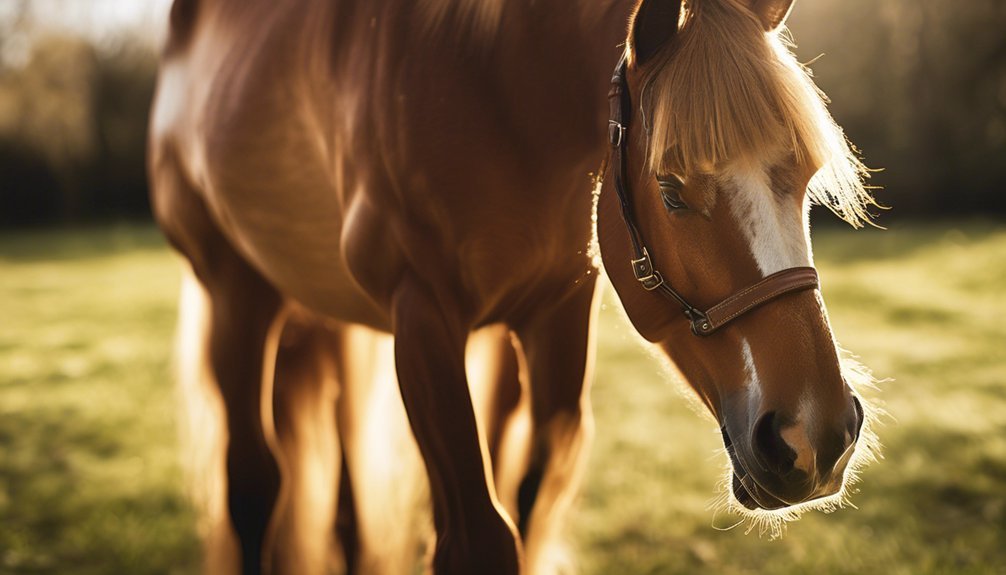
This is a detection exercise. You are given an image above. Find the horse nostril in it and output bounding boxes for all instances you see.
[753,411,797,475]
[851,395,865,441]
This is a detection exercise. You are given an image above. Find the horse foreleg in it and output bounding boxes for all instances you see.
[392,278,523,575]
[513,282,599,575]
[270,313,342,575]
[466,327,532,524]
[202,252,286,575]
[151,150,286,574]
[336,326,427,575]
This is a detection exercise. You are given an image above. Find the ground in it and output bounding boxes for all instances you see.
[1,221,1004,574]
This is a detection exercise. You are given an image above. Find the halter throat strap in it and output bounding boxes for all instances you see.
[606,54,820,336]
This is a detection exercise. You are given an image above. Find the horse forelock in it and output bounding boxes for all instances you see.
[640,0,877,228]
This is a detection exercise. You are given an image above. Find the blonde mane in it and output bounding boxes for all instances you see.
[639,0,877,227]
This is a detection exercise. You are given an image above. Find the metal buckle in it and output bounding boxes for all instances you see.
[608,121,625,147]
[639,271,664,291]
[686,310,713,336]
[631,248,664,291]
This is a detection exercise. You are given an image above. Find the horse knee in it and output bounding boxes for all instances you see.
[517,407,592,531]
[533,406,591,461]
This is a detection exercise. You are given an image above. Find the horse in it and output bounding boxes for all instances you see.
[148,0,879,573]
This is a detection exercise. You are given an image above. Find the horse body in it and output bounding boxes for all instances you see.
[152,0,879,573]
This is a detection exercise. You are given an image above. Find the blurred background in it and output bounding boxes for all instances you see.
[1,0,1004,226]
[1,1,1004,574]
[0,0,164,227]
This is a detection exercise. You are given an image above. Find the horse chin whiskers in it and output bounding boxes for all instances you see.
[709,450,845,540]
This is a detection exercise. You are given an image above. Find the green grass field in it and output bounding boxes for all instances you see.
[1,222,1005,574]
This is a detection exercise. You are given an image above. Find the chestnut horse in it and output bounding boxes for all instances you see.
[149,0,878,573]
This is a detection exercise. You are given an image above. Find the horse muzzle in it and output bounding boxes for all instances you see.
[721,394,865,511]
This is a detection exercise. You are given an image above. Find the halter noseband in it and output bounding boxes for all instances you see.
[606,54,820,336]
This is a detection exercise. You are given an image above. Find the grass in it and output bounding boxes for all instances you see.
[1,221,1005,574]
[0,226,199,575]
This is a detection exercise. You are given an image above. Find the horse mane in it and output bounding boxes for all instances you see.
[639,0,877,227]
[416,0,505,42]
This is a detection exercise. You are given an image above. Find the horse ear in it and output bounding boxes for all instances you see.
[629,0,684,65]
[747,0,795,32]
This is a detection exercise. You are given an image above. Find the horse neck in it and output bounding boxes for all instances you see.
[483,0,638,169]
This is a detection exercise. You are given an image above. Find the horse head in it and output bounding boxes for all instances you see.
[599,0,878,518]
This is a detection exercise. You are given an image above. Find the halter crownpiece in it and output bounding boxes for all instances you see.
[606,53,820,336]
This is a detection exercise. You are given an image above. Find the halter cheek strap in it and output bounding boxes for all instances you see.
[606,54,820,336]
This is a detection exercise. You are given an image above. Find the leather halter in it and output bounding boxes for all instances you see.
[606,54,820,336]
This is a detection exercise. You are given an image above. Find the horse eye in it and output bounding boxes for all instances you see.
[657,176,688,211]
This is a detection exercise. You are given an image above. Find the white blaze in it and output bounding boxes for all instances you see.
[723,162,813,276]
